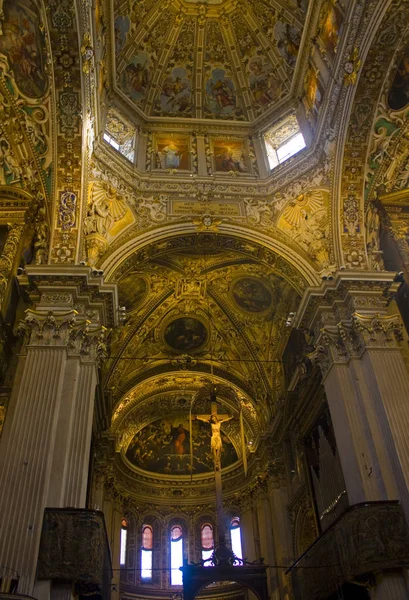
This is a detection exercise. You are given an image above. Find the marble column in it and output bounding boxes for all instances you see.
[295,271,409,598]
[0,265,118,596]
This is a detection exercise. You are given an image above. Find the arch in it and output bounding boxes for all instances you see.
[101,224,321,288]
[181,563,268,600]
[331,2,409,268]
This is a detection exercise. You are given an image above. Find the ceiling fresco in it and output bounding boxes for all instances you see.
[113,0,308,121]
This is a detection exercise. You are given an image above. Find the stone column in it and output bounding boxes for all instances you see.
[0,265,118,596]
[295,271,409,598]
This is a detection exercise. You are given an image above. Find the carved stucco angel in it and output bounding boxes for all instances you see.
[84,183,127,237]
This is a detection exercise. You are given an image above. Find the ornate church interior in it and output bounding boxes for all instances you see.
[1,0,409,599]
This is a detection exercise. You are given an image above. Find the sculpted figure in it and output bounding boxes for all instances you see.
[196,413,233,464]
[365,204,381,251]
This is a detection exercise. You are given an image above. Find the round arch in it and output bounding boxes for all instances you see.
[100,222,321,289]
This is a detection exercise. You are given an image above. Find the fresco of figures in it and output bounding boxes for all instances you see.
[317,0,344,58]
[212,139,249,173]
[303,65,324,122]
[154,135,191,171]
[274,21,301,69]
[0,0,48,98]
[159,67,192,115]
[125,416,238,475]
[122,52,150,103]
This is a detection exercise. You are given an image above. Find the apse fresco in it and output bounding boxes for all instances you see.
[164,317,207,352]
[118,274,147,310]
[388,46,409,111]
[232,278,272,313]
[0,0,48,98]
[213,140,248,173]
[125,417,238,474]
[154,135,190,170]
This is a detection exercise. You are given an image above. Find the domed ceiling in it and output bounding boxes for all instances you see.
[106,235,300,489]
[113,0,309,121]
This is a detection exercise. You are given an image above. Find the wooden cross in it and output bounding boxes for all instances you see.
[195,401,233,545]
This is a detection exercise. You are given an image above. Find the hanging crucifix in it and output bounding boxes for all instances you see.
[193,394,233,547]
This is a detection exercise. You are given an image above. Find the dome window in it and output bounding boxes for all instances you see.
[264,114,306,170]
[103,108,136,162]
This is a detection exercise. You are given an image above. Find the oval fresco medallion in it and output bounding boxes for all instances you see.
[125,416,238,475]
[118,274,147,310]
[232,277,272,313]
[164,317,207,352]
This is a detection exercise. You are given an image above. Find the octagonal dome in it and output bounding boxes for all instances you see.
[113,0,309,122]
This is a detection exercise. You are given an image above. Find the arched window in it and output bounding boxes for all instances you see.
[141,524,153,580]
[170,525,184,585]
[230,517,242,561]
[201,523,214,565]
[120,518,128,566]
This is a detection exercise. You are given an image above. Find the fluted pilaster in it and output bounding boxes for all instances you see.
[0,265,117,595]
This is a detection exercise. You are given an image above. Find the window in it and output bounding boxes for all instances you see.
[103,109,136,162]
[230,517,242,561]
[120,518,128,566]
[264,114,306,170]
[170,525,184,585]
[201,523,214,565]
[141,525,153,580]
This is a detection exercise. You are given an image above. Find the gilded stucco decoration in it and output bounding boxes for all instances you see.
[338,0,409,269]
[84,180,134,265]
[277,189,331,270]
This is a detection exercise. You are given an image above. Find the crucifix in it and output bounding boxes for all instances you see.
[195,399,233,546]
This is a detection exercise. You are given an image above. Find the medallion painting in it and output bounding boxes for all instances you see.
[388,45,409,111]
[154,135,190,171]
[232,278,272,313]
[0,0,48,98]
[212,139,249,173]
[118,274,148,310]
[125,417,238,474]
[164,317,207,352]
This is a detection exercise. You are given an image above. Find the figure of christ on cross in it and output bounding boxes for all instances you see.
[194,402,233,546]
